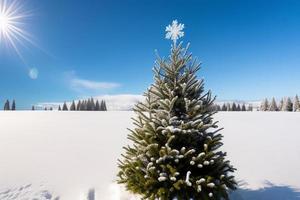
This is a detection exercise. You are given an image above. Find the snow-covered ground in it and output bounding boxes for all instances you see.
[0,111,299,199]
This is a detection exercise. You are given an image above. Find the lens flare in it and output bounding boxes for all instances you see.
[0,0,32,58]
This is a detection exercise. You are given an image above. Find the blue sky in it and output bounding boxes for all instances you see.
[1,0,300,109]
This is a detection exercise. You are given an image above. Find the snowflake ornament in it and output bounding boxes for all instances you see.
[165,20,184,45]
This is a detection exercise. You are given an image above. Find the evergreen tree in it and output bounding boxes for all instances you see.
[91,98,96,110]
[247,104,253,111]
[70,101,76,111]
[50,107,53,111]
[231,103,237,111]
[3,100,10,110]
[86,99,90,110]
[77,100,81,111]
[269,98,278,111]
[100,100,104,111]
[100,100,107,111]
[117,25,236,200]
[278,98,284,111]
[283,97,293,112]
[79,101,84,110]
[81,100,86,111]
[241,104,246,111]
[11,100,16,110]
[62,102,68,111]
[226,103,231,111]
[293,95,300,112]
[260,98,269,111]
[58,105,61,111]
[32,105,35,110]
[221,104,227,111]
[236,104,241,111]
[95,100,100,111]
[86,99,92,111]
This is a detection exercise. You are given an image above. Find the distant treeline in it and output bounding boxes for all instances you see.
[57,98,107,111]
[260,95,300,112]
[3,99,16,110]
[212,103,252,112]
[2,98,107,111]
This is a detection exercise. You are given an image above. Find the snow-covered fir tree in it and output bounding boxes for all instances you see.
[293,95,300,112]
[278,98,284,111]
[100,100,107,111]
[3,100,10,110]
[231,103,237,111]
[58,105,61,111]
[283,97,293,112]
[91,98,96,110]
[241,104,246,111]
[70,101,76,111]
[118,20,236,200]
[226,103,231,111]
[95,100,100,111]
[236,104,241,111]
[221,104,227,111]
[62,102,68,111]
[80,100,86,110]
[269,97,278,111]
[260,98,269,111]
[11,100,16,110]
[247,104,253,111]
[77,100,81,111]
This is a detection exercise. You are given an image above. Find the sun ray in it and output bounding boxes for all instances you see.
[0,0,33,61]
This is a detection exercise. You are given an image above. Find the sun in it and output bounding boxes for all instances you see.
[0,0,32,55]
[0,12,10,34]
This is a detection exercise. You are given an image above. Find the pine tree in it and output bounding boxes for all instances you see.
[269,98,278,111]
[278,98,284,111]
[86,99,91,111]
[90,98,96,111]
[70,101,76,111]
[221,104,227,111]
[32,105,35,110]
[236,104,241,111]
[293,95,300,112]
[260,98,269,111]
[231,103,237,111]
[3,100,10,110]
[283,97,293,112]
[58,105,61,111]
[226,103,231,111]
[62,102,68,111]
[11,100,16,110]
[247,104,253,111]
[95,100,100,111]
[77,100,81,111]
[100,100,107,111]
[241,104,246,111]
[100,100,104,111]
[81,100,86,111]
[117,30,236,199]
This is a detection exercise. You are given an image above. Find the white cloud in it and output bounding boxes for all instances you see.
[71,78,120,91]
[94,94,144,111]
